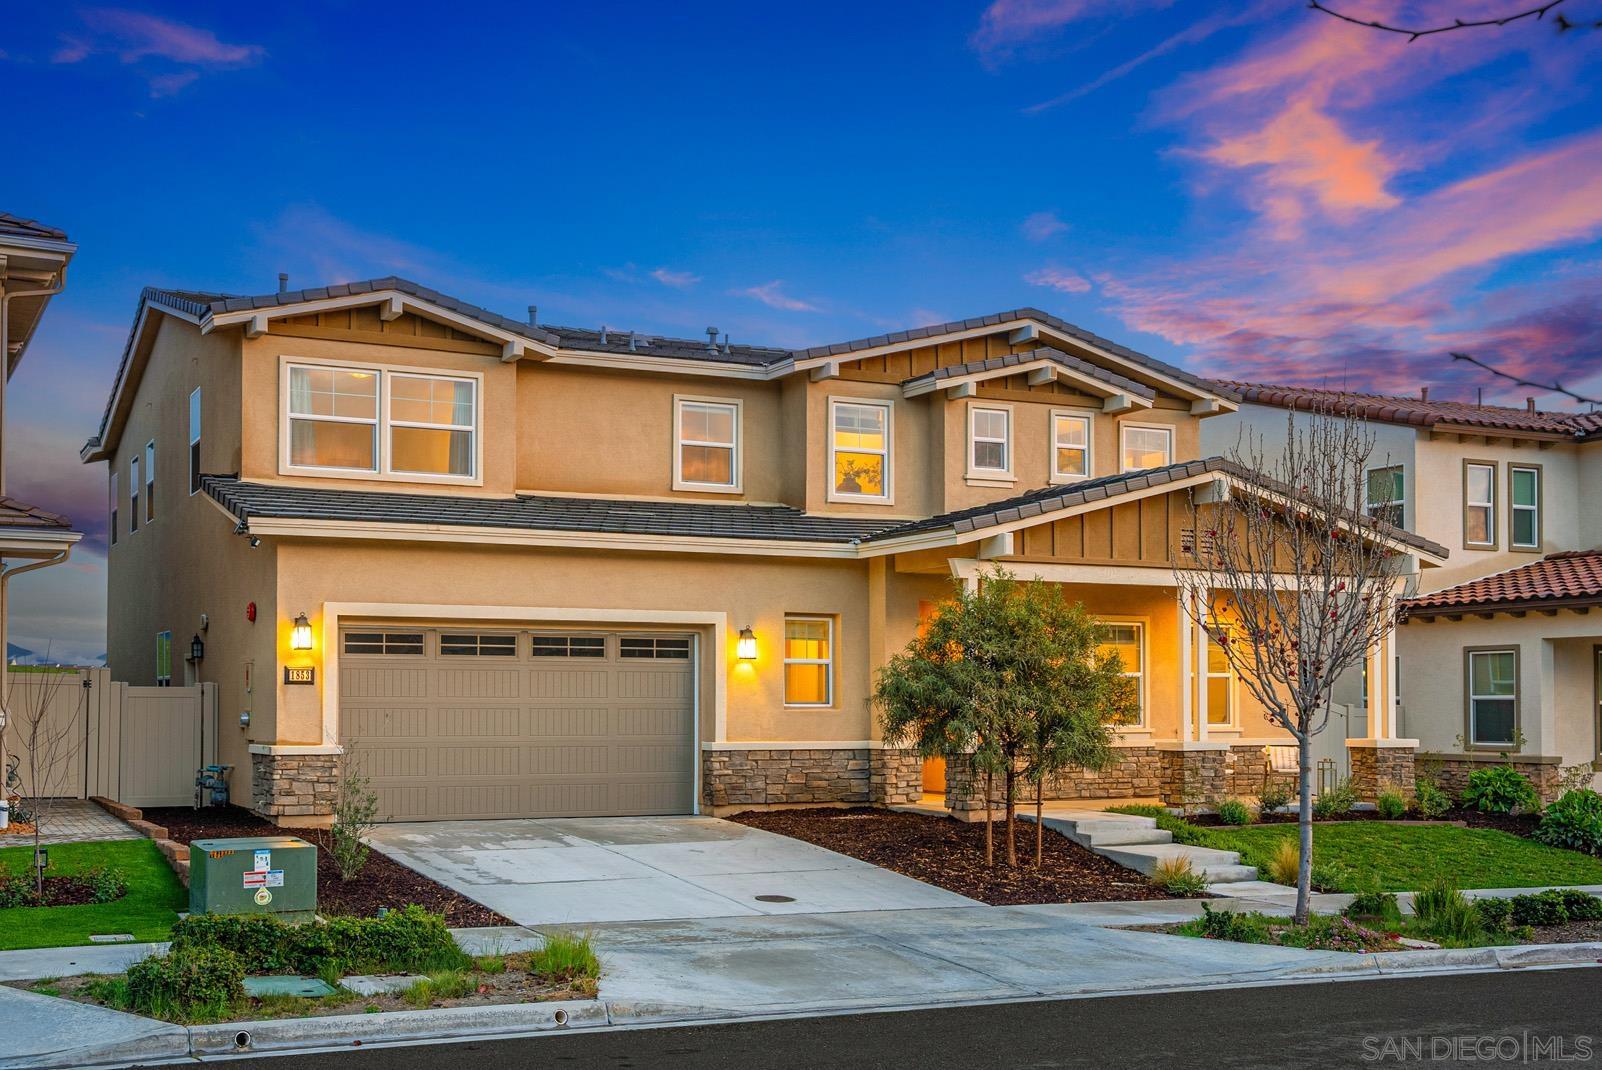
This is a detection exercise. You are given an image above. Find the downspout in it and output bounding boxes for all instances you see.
[0,264,69,497]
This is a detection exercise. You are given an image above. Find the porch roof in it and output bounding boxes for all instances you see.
[1404,550,1602,618]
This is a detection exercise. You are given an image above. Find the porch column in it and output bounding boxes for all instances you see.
[1193,590,1210,742]
[1364,624,1397,739]
[1176,588,1194,743]
[1349,615,1416,801]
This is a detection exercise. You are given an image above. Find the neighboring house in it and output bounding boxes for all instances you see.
[82,279,1439,826]
[1204,383,1602,799]
[0,215,83,682]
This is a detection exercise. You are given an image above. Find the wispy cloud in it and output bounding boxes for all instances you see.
[972,0,1174,60]
[50,9,263,96]
[1021,211,1068,241]
[650,268,701,289]
[734,280,820,312]
[1025,266,1092,294]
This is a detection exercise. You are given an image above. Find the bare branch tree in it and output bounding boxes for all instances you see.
[1174,409,1411,924]
[1449,352,1601,409]
[1307,0,1586,40]
[2,666,87,897]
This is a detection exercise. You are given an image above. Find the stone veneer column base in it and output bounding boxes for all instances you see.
[869,748,922,806]
[702,747,891,810]
[1347,739,1418,801]
[249,751,338,827]
[1418,752,1562,804]
[1157,743,1229,809]
[943,754,1005,819]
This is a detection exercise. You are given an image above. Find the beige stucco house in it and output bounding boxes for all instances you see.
[83,279,1439,826]
[1205,384,1602,799]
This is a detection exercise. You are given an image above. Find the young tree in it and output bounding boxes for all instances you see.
[1175,409,1411,923]
[875,569,1136,867]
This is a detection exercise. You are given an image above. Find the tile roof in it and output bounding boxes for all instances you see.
[901,348,1156,400]
[0,214,68,242]
[1404,550,1602,615]
[1216,380,1602,440]
[203,477,897,544]
[0,497,74,530]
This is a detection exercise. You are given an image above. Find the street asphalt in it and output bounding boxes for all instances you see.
[191,968,1600,1069]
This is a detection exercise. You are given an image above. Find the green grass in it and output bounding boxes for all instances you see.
[0,840,186,950]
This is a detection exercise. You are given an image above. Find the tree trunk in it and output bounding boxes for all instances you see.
[1034,779,1045,868]
[1004,765,1017,867]
[983,766,994,866]
[1295,734,1313,926]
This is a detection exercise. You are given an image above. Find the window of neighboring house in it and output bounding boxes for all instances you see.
[1365,465,1404,526]
[1197,630,1234,726]
[1467,648,1518,748]
[1464,462,1497,548]
[968,406,1012,477]
[1098,622,1145,727]
[188,387,202,495]
[784,616,834,706]
[829,399,891,502]
[1052,412,1091,482]
[129,455,140,533]
[1510,465,1540,550]
[144,441,156,524]
[1120,425,1173,472]
[155,631,172,686]
[109,471,118,547]
[674,398,740,491]
[388,373,477,477]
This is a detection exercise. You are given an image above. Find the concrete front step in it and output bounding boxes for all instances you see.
[1060,822,1175,848]
[1096,842,1257,884]
[1027,808,1260,885]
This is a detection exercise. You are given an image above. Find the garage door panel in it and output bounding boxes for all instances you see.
[434,746,526,777]
[342,666,429,699]
[437,668,522,698]
[615,707,692,736]
[533,707,612,735]
[616,670,692,700]
[344,706,430,738]
[615,743,694,774]
[364,747,431,778]
[529,669,611,698]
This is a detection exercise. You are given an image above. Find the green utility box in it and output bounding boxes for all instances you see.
[189,836,318,922]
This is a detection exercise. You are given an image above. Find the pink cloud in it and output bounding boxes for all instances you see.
[735,280,819,313]
[1025,267,1092,294]
[1021,211,1068,241]
[146,70,199,97]
[650,268,701,289]
[81,9,264,66]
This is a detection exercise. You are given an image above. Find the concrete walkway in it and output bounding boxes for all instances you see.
[0,983,187,1069]
[0,800,138,847]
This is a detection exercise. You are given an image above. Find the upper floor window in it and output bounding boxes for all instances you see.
[1121,424,1172,472]
[1510,465,1540,550]
[968,406,1012,478]
[109,472,118,546]
[1098,622,1145,727]
[284,362,478,481]
[144,441,156,524]
[129,454,140,534]
[1052,412,1091,482]
[674,397,740,491]
[1365,465,1404,526]
[188,387,202,495]
[829,399,891,503]
[1464,461,1496,548]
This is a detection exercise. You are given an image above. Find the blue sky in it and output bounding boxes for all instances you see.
[3,1,1600,661]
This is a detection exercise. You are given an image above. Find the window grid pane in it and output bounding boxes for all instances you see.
[1122,427,1172,471]
[530,634,607,658]
[1096,622,1143,723]
[1054,415,1089,478]
[343,631,425,655]
[784,618,833,705]
[619,636,691,659]
[831,402,889,499]
[439,633,518,657]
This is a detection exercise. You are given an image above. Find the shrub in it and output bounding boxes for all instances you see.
[1257,781,1293,816]
[1376,791,1407,821]
[1345,889,1401,922]
[125,945,244,1023]
[1192,903,1268,943]
[171,905,468,977]
[1509,889,1571,927]
[1535,790,1602,856]
[1558,889,1602,921]
[1215,798,1252,826]
[1413,775,1452,819]
[331,752,381,881]
[1412,879,1482,943]
[1312,779,1357,819]
[0,864,32,907]
[1150,856,1208,896]
[1461,766,1540,815]
[1311,861,1356,894]
[1474,897,1513,934]
[1294,915,1390,953]
[1266,838,1301,886]
[80,864,128,904]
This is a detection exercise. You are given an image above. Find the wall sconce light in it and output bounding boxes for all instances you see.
[189,634,205,663]
[290,612,314,651]
[736,626,757,661]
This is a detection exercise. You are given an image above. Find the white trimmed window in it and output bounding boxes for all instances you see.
[784,616,834,706]
[1510,465,1540,550]
[188,387,202,495]
[1052,412,1091,482]
[388,373,476,477]
[674,398,740,491]
[287,364,380,472]
[155,630,172,686]
[1464,462,1496,548]
[1098,622,1145,727]
[144,441,156,524]
[1468,648,1517,747]
[1121,425,1173,471]
[109,472,118,547]
[829,399,891,502]
[968,406,1011,477]
[1198,631,1234,727]
[285,361,479,481]
[129,454,140,534]
[1365,465,1404,526]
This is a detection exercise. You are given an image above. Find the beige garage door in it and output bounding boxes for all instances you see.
[338,626,696,821]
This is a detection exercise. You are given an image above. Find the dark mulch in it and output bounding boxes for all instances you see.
[729,807,1180,906]
[2,876,121,908]
[142,807,510,928]
[1528,919,1602,945]
[1443,807,1542,838]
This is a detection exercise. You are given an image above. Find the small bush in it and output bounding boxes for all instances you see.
[1292,915,1391,953]
[1192,903,1268,943]
[523,931,601,996]
[1150,856,1208,896]
[1266,837,1302,886]
[1376,791,1407,821]
[1412,879,1482,943]
[1474,897,1513,934]
[1504,889,1602,928]
[80,864,128,904]
[1535,790,1602,856]
[1257,781,1293,816]
[171,905,468,977]
[0,864,32,907]
[331,752,381,881]
[1312,779,1357,819]
[1311,861,1356,894]
[1413,775,1452,819]
[1558,888,1602,921]
[125,945,245,1023]
[1216,798,1252,826]
[1461,766,1540,815]
[1345,889,1401,922]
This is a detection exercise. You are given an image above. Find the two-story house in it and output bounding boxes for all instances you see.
[1205,384,1602,799]
[82,278,1439,827]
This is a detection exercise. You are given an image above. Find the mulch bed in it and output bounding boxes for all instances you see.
[1443,807,1542,838]
[142,807,510,928]
[729,807,1179,906]
[1527,919,1602,945]
[1,876,121,908]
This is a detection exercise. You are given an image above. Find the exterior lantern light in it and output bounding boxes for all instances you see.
[736,626,758,661]
[290,613,314,651]
[189,634,205,663]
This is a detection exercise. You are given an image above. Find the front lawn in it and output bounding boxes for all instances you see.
[0,840,186,950]
[1194,822,1602,892]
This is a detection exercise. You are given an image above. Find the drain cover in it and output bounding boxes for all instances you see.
[754,894,796,903]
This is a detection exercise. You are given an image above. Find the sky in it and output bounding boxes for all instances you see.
[2,0,1600,663]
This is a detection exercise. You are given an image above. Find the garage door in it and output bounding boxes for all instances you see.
[338,626,696,821]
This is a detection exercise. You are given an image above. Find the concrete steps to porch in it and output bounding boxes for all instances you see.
[1031,809,1260,885]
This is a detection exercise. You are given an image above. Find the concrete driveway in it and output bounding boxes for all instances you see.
[366,816,978,926]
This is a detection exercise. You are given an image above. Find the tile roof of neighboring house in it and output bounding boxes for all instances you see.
[1215,380,1602,440]
[1404,550,1602,616]
[0,214,68,242]
[0,498,74,530]
[901,348,1157,399]
[203,477,896,544]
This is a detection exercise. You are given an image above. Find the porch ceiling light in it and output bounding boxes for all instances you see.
[290,612,314,651]
[737,626,758,661]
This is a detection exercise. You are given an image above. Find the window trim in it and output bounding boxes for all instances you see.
[109,471,118,547]
[1049,409,1094,484]
[279,355,485,486]
[129,454,140,534]
[966,402,1015,482]
[672,395,743,493]
[1119,423,1174,473]
[1364,464,1405,527]
[188,387,202,496]
[826,397,894,505]
[1462,459,1498,550]
[144,441,156,525]
[1464,645,1519,751]
[783,615,835,708]
[155,630,172,686]
[1099,617,1149,730]
[1508,463,1541,553]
